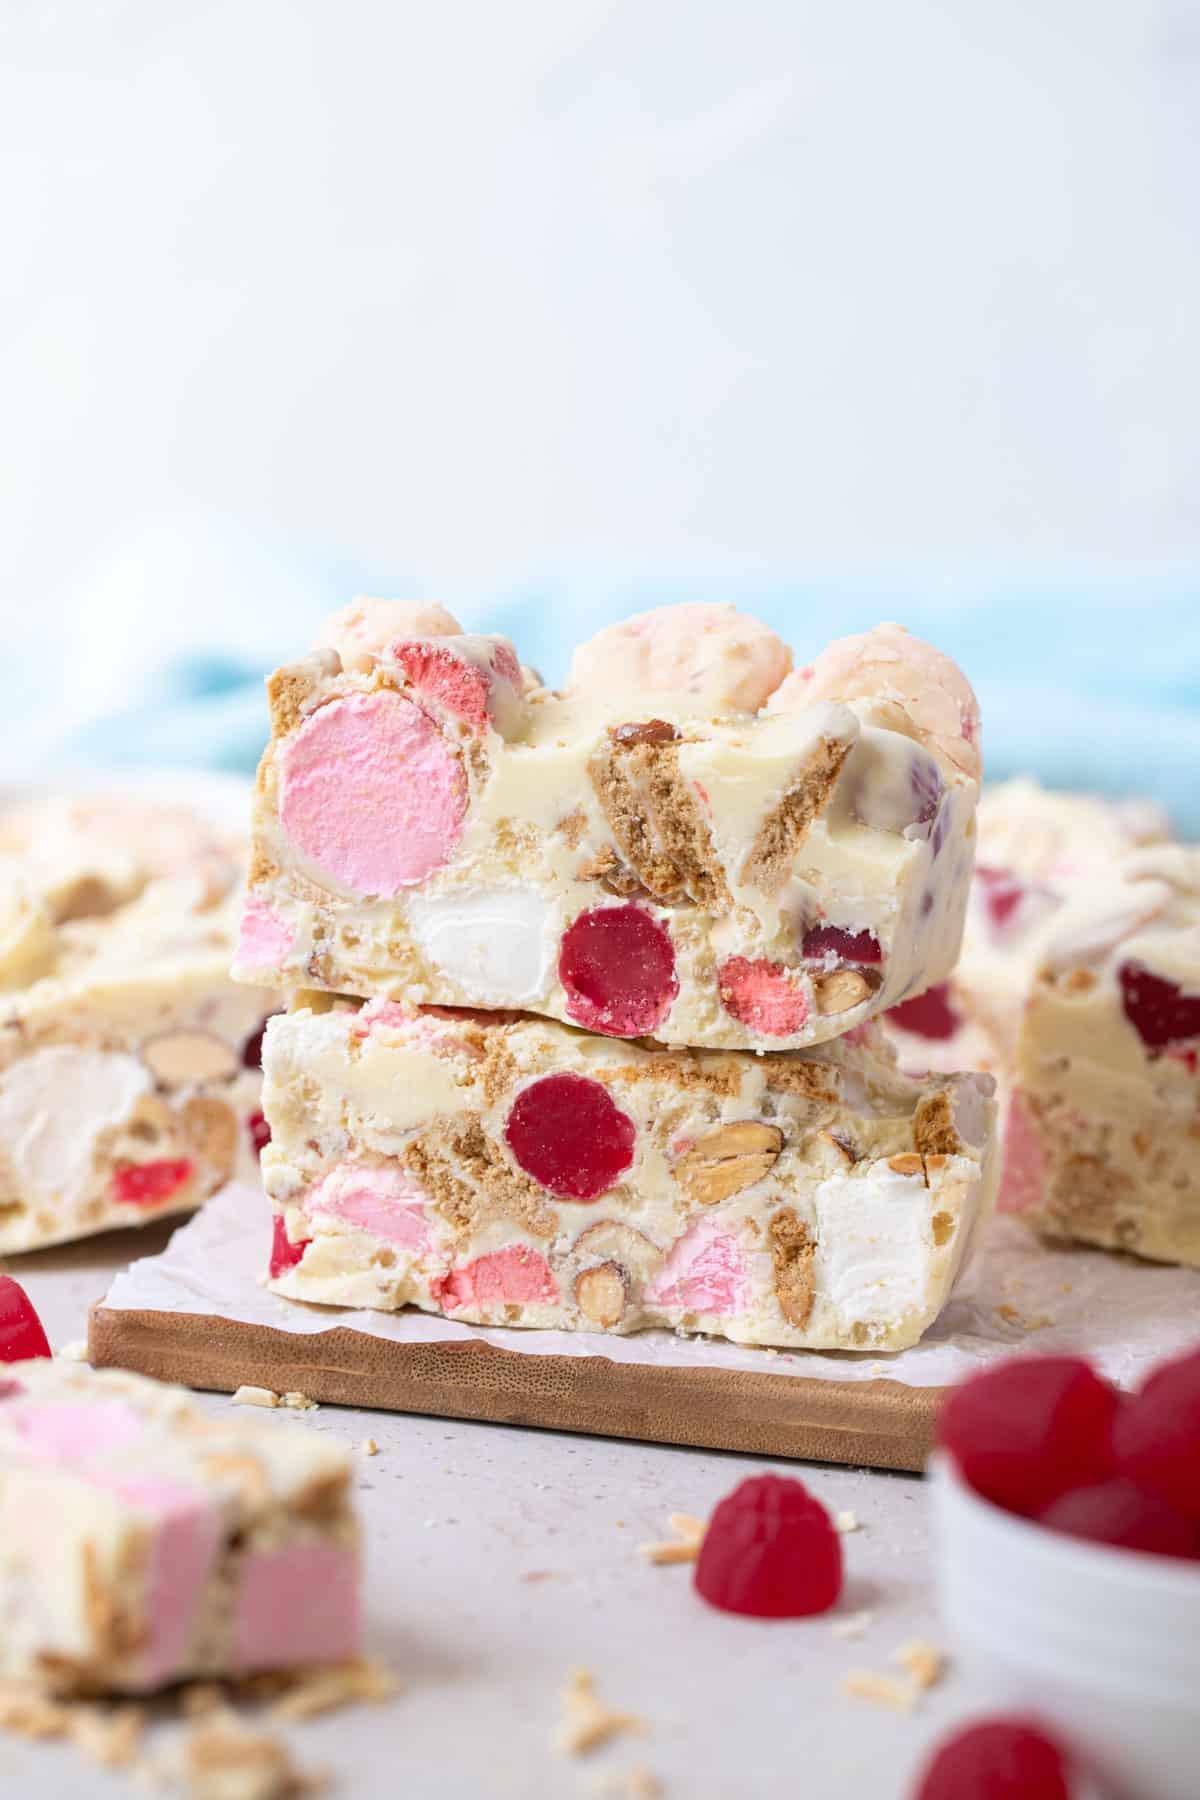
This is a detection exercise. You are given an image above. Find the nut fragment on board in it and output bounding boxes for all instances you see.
[232,1385,280,1409]
[638,1512,707,1565]
[557,1669,648,1756]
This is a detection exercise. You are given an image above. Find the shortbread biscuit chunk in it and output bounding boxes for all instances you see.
[885,777,1169,1082]
[260,998,998,1351]
[1005,845,1200,1268]
[0,797,274,1253]
[0,1360,359,1694]
[235,602,981,1052]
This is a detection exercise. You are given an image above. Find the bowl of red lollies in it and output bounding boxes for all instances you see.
[932,1349,1200,1800]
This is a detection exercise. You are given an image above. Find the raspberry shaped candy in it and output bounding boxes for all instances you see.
[111,1157,195,1208]
[248,1110,272,1158]
[801,925,883,965]
[505,1073,636,1201]
[1113,1347,1200,1521]
[1119,963,1200,1052]
[912,1717,1073,1800]
[938,1356,1118,1516]
[888,982,959,1042]
[0,1276,51,1363]
[1037,1478,1200,1560]
[717,958,809,1037]
[559,904,678,1037]
[269,1216,311,1279]
[693,1474,842,1618]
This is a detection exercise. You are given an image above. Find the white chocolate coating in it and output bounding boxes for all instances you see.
[237,603,981,1052]
[0,799,274,1253]
[261,999,997,1352]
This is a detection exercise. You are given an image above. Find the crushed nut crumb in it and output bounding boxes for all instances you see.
[360,1437,378,1458]
[268,1660,398,1724]
[830,1610,874,1640]
[55,1340,89,1363]
[834,1510,860,1534]
[840,1671,915,1713]
[557,1669,647,1756]
[183,1710,327,1798]
[280,1393,317,1413]
[232,1386,280,1409]
[638,1512,706,1565]
[894,1640,945,1693]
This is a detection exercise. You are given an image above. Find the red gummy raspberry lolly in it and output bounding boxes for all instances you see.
[801,924,883,965]
[1113,1346,1200,1521]
[559,904,678,1037]
[887,982,960,1041]
[269,1215,311,1279]
[1037,1477,1200,1560]
[505,1073,636,1201]
[0,1275,52,1363]
[247,1110,272,1158]
[938,1356,1118,1516]
[912,1717,1073,1800]
[111,1157,195,1207]
[693,1474,842,1618]
[1119,962,1200,1051]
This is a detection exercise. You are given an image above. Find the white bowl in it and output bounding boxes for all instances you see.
[932,1453,1200,1800]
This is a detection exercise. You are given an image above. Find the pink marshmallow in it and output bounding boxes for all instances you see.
[718,956,809,1036]
[768,622,981,781]
[279,689,467,896]
[317,598,462,672]
[110,1477,222,1685]
[566,604,792,715]
[433,1245,559,1312]
[234,1541,361,1672]
[306,1161,433,1252]
[8,1399,145,1465]
[236,895,295,969]
[647,1221,748,1315]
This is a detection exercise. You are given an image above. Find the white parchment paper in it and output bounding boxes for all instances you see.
[99,1183,1200,1391]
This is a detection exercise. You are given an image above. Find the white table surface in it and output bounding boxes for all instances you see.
[2,1224,997,1800]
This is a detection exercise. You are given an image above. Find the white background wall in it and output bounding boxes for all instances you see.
[2,0,1198,767]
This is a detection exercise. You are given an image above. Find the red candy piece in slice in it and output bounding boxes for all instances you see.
[279,689,467,897]
[1113,1347,1200,1521]
[801,924,883,965]
[247,1111,272,1158]
[887,982,959,1041]
[938,1356,1118,1516]
[559,904,678,1037]
[975,865,1026,930]
[111,1158,195,1208]
[504,1073,635,1201]
[718,957,808,1037]
[0,1275,52,1363]
[913,1717,1073,1800]
[694,1474,842,1618]
[269,1215,311,1279]
[392,641,492,733]
[1037,1477,1200,1560]
[1118,961,1200,1051]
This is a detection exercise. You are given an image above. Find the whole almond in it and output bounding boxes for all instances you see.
[676,1120,783,1205]
[575,1262,628,1328]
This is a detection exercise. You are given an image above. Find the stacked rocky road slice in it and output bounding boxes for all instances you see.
[234,600,999,1351]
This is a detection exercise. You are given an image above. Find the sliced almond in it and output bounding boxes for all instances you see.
[575,1262,628,1329]
[675,1120,783,1205]
[569,1220,663,1282]
[812,969,871,1016]
[141,1030,239,1087]
[887,1152,927,1180]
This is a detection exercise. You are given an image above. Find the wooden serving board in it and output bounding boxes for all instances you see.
[89,1300,942,1472]
[86,1184,954,1472]
[91,1181,1200,1475]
